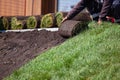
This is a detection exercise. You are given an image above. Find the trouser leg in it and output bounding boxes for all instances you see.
[87,1,102,21]
[110,0,120,19]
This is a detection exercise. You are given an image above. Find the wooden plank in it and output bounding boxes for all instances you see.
[0,0,57,16]
[55,0,58,13]
[0,0,25,16]
[25,0,32,16]
[33,0,42,15]
[41,0,56,15]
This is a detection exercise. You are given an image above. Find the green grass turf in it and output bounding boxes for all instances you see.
[40,14,53,28]
[4,21,120,80]
[55,12,64,27]
[27,16,37,29]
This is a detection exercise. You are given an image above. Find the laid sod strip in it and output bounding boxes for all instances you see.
[59,20,88,37]
[0,17,9,30]
[11,17,27,30]
[40,13,55,28]
[4,22,120,80]
[55,12,64,27]
[27,16,37,29]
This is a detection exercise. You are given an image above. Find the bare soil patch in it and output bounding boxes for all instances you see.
[0,30,66,79]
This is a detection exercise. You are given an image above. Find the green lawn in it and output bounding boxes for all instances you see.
[4,22,120,80]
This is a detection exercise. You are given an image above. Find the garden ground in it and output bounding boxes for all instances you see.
[0,30,66,79]
[1,22,120,80]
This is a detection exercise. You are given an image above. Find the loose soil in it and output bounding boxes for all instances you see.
[0,30,66,80]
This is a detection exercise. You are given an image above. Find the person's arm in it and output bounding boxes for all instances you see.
[66,0,86,20]
[99,0,113,21]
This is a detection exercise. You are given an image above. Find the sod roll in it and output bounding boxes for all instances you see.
[11,17,27,30]
[72,11,92,22]
[27,16,37,29]
[0,16,9,30]
[55,12,63,27]
[2,16,30,29]
[40,13,55,28]
[59,20,87,37]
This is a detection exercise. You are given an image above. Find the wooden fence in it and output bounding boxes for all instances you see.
[0,0,57,16]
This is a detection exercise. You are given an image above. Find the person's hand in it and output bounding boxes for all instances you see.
[61,17,68,23]
[106,16,115,23]
[97,19,102,25]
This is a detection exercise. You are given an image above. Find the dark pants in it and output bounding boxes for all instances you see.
[89,0,120,20]
[110,0,120,19]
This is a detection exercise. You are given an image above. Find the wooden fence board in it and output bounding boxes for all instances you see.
[0,0,25,16]
[0,0,57,16]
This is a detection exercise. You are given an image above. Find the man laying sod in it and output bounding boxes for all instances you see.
[62,0,120,24]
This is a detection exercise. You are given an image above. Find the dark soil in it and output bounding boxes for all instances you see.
[0,30,66,80]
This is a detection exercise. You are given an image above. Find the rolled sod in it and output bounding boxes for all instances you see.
[11,17,27,30]
[72,12,92,22]
[55,12,64,27]
[40,13,55,28]
[59,20,87,37]
[0,16,9,30]
[9,15,41,29]
[2,16,29,29]
[27,16,37,29]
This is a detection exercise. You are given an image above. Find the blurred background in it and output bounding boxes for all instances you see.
[0,0,80,16]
